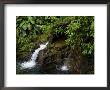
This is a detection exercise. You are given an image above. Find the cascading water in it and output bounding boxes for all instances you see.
[60,65,69,71]
[17,41,71,74]
[20,42,49,69]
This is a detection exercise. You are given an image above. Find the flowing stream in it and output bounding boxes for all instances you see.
[20,42,49,69]
[16,41,70,74]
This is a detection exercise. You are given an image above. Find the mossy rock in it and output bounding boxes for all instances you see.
[37,34,48,43]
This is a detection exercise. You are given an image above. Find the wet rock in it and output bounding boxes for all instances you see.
[33,37,83,74]
[68,46,82,74]
[16,52,32,61]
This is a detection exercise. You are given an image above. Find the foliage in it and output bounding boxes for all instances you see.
[65,16,94,55]
[16,16,94,59]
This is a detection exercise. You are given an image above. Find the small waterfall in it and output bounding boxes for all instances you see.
[60,65,69,71]
[21,42,49,69]
[56,64,69,71]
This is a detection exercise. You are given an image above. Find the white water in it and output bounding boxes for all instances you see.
[21,42,49,69]
[56,64,69,71]
[60,65,69,71]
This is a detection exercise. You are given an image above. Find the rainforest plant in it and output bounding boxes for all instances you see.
[16,16,94,58]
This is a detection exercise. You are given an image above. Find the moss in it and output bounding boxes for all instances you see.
[16,42,36,61]
[16,33,49,61]
[37,34,48,42]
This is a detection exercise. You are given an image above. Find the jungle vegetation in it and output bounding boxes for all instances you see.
[16,16,94,74]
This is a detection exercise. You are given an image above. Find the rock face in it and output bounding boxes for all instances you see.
[37,36,83,74]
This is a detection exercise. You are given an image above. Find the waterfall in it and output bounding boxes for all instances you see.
[21,42,49,69]
[60,65,69,71]
[56,64,69,71]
